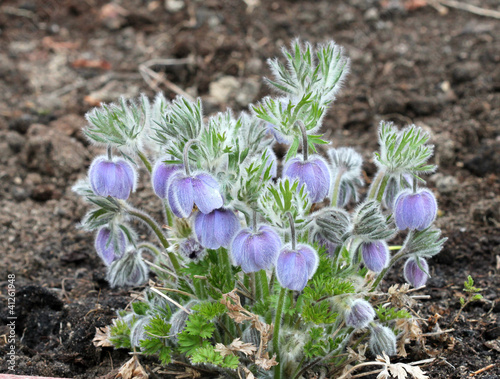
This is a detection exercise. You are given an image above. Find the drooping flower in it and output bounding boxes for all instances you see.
[404,257,429,288]
[95,227,127,266]
[231,225,281,273]
[89,155,137,199]
[394,188,437,231]
[276,244,319,291]
[106,249,149,288]
[167,171,223,218]
[369,323,397,356]
[383,174,413,211]
[283,154,331,203]
[151,158,182,199]
[345,299,376,329]
[361,240,390,273]
[178,237,206,261]
[194,208,240,249]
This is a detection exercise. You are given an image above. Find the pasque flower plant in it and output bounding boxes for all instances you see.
[74,40,446,378]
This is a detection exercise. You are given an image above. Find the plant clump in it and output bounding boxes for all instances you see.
[75,39,446,378]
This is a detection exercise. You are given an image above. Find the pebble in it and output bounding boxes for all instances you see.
[451,62,481,84]
[430,173,459,195]
[208,76,240,105]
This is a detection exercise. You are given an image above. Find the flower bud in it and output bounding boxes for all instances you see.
[283,154,331,203]
[89,155,137,199]
[345,299,376,329]
[383,174,412,211]
[361,241,389,273]
[312,232,338,256]
[95,227,127,266]
[276,244,318,291]
[178,237,206,261]
[151,158,182,199]
[394,189,437,231]
[130,316,152,348]
[404,257,429,288]
[106,250,149,288]
[167,171,223,218]
[231,225,281,273]
[369,324,397,356]
[170,300,198,341]
[194,208,240,249]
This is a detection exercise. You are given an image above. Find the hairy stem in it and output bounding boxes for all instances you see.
[127,207,181,273]
[107,145,112,161]
[137,151,152,173]
[368,170,385,199]
[259,269,270,299]
[375,174,390,203]
[273,286,288,379]
[183,139,198,176]
[137,242,161,256]
[287,212,296,250]
[330,169,345,207]
[297,120,308,161]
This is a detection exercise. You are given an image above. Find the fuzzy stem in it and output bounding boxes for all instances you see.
[219,247,234,290]
[297,120,308,161]
[183,139,197,176]
[368,170,385,199]
[164,202,174,226]
[107,145,112,161]
[137,242,161,256]
[273,286,288,379]
[287,212,296,250]
[330,169,345,207]
[259,270,270,299]
[137,151,152,173]
[412,175,418,193]
[375,174,390,203]
[252,210,257,231]
[126,207,181,273]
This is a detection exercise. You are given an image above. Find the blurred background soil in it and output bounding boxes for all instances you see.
[0,0,499,377]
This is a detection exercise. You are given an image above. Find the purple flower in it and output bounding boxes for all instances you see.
[194,208,240,249]
[151,159,182,199]
[95,227,127,266]
[404,257,429,288]
[276,244,319,291]
[313,232,338,256]
[179,237,206,261]
[394,189,437,231]
[361,241,390,273]
[283,155,331,203]
[384,174,412,211]
[106,250,149,288]
[345,299,376,329]
[167,171,223,218]
[89,155,137,199]
[231,225,281,273]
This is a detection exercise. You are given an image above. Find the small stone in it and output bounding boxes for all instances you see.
[164,0,185,12]
[6,131,26,153]
[49,114,86,138]
[236,78,261,107]
[31,183,62,202]
[451,62,481,84]
[208,76,240,105]
[429,173,459,195]
[246,58,263,75]
[471,199,500,226]
[364,8,379,21]
[12,186,30,202]
[8,114,35,134]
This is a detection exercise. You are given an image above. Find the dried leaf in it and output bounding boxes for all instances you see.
[242,367,255,379]
[229,338,258,356]
[255,354,278,370]
[93,326,113,347]
[115,357,148,379]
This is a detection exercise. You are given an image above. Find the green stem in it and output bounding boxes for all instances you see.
[259,270,269,299]
[251,272,258,300]
[137,151,152,173]
[375,174,390,203]
[219,248,234,291]
[127,207,181,273]
[368,171,385,199]
[183,139,198,176]
[330,169,345,207]
[137,242,161,256]
[164,202,174,226]
[297,120,308,161]
[273,286,288,379]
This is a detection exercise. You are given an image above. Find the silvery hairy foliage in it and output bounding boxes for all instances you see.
[74,39,446,378]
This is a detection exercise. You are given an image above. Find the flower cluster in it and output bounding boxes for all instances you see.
[74,40,445,378]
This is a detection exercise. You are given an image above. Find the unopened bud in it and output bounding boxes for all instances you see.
[369,323,397,356]
[404,257,429,288]
[345,299,376,329]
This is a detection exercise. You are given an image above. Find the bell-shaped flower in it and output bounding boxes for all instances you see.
[276,244,319,291]
[369,323,397,356]
[345,299,376,329]
[404,257,429,288]
[394,188,437,231]
[178,237,206,261]
[106,249,149,288]
[151,159,182,198]
[89,155,137,199]
[95,227,127,266]
[361,240,390,273]
[231,225,281,273]
[383,174,413,211]
[167,171,223,218]
[194,208,240,249]
[283,154,331,203]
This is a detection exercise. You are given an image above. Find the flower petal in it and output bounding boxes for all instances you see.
[192,173,223,214]
[168,173,194,218]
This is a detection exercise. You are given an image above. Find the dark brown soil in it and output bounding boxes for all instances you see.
[0,0,499,377]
